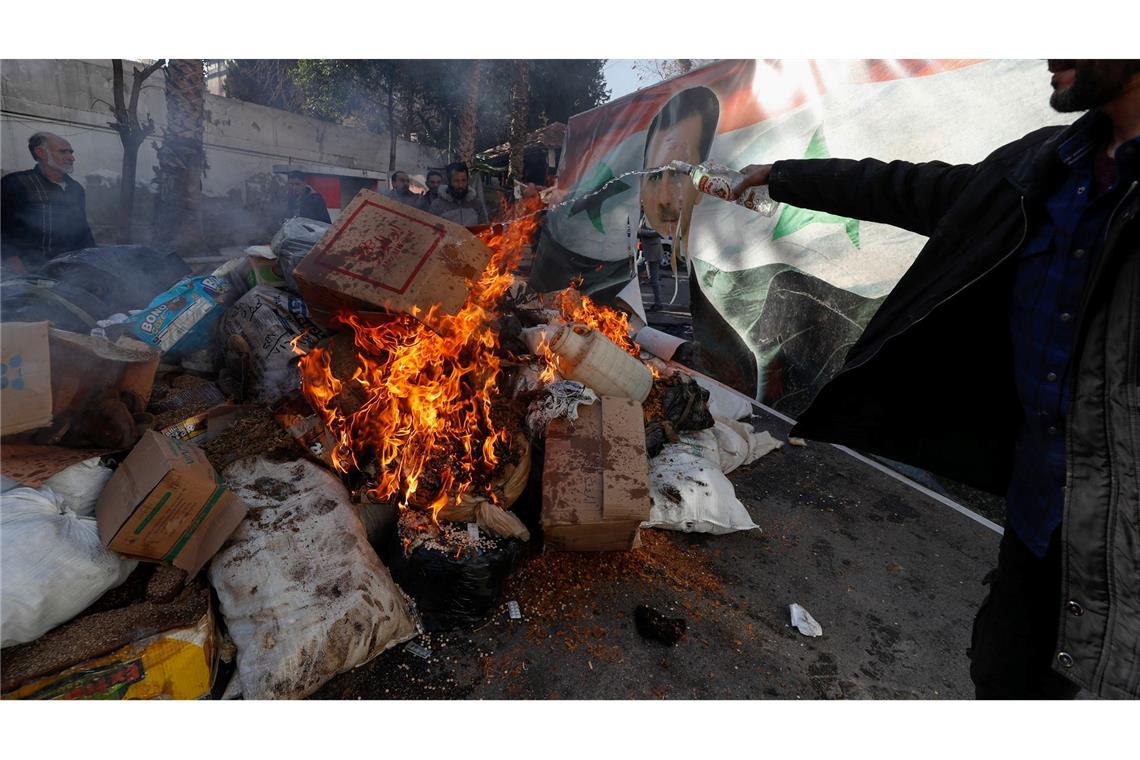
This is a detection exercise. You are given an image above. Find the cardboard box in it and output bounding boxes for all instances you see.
[2,608,217,700]
[95,431,247,576]
[542,396,651,551]
[49,328,160,414]
[1,322,53,436]
[292,189,494,332]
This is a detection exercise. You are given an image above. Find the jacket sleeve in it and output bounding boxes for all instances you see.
[768,157,979,238]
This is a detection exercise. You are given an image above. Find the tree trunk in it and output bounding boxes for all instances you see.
[154,59,207,252]
[109,59,162,243]
[387,79,397,172]
[507,60,531,184]
[456,61,483,163]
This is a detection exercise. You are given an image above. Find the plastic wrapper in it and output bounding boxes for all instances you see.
[41,245,191,316]
[120,275,235,361]
[219,286,324,405]
[524,380,598,438]
[270,217,330,292]
[386,516,523,632]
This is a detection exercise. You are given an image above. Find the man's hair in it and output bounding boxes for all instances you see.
[287,170,306,181]
[643,86,720,165]
[446,162,469,179]
[28,132,52,161]
[391,170,409,181]
[426,170,443,181]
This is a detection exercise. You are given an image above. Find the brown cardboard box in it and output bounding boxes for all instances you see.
[95,431,247,576]
[48,329,160,414]
[542,396,651,551]
[292,189,493,331]
[1,322,53,436]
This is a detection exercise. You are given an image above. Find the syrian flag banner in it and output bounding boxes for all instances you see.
[532,59,1076,413]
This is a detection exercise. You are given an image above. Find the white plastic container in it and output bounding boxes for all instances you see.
[547,324,653,402]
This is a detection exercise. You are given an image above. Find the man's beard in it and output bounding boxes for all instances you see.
[46,158,73,176]
[448,185,466,199]
[1050,59,1140,113]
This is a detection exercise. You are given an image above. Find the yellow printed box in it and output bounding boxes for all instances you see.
[2,608,217,700]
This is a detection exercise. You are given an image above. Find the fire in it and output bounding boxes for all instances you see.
[553,281,640,358]
[297,199,541,516]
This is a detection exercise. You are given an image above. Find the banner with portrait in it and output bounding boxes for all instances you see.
[531,59,1074,414]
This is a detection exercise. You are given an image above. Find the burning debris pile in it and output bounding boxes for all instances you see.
[0,187,781,700]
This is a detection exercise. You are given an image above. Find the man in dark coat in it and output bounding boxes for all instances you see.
[737,59,1139,699]
[1,132,96,272]
[285,170,331,223]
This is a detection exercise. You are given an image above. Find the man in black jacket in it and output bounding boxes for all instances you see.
[737,59,1139,699]
[285,170,331,224]
[1,132,96,272]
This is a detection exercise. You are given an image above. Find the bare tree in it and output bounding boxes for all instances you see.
[153,59,207,252]
[105,59,164,242]
[632,59,717,84]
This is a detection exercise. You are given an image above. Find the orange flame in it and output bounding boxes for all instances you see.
[297,198,541,517]
[553,281,640,359]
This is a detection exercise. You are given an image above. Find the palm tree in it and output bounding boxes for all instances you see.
[153,59,207,252]
[507,60,532,183]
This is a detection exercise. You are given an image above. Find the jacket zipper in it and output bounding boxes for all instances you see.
[835,196,1029,378]
[1061,178,1137,690]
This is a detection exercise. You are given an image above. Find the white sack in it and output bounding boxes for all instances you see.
[210,457,418,700]
[1,486,136,647]
[644,419,781,535]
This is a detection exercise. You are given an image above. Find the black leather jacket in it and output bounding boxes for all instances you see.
[774,111,1139,698]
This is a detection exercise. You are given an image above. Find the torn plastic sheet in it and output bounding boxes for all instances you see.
[789,603,823,637]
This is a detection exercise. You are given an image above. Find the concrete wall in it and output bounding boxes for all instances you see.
[1,59,446,248]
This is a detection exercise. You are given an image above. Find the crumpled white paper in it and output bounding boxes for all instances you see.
[789,603,823,637]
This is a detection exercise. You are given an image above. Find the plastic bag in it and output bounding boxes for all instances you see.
[1,486,137,647]
[121,275,234,360]
[209,457,418,699]
[219,286,324,404]
[41,245,191,316]
[42,456,115,517]
[385,530,522,632]
[271,217,330,292]
[524,380,597,438]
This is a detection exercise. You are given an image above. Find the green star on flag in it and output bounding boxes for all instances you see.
[569,162,631,234]
[772,128,861,249]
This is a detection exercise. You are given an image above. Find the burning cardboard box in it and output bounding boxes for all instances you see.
[292,189,494,331]
[95,431,248,576]
[542,395,651,551]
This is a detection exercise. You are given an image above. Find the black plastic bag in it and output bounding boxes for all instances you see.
[385,531,522,632]
[40,245,190,315]
[0,274,112,333]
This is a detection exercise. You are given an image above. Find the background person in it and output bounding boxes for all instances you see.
[1,132,95,272]
[429,162,488,225]
[285,170,331,223]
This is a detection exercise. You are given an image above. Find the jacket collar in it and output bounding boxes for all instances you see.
[34,163,75,189]
[1006,110,1111,199]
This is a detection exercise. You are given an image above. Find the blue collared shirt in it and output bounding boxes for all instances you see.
[1007,115,1139,557]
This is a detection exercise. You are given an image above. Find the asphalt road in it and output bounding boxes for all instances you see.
[313,401,1003,700]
